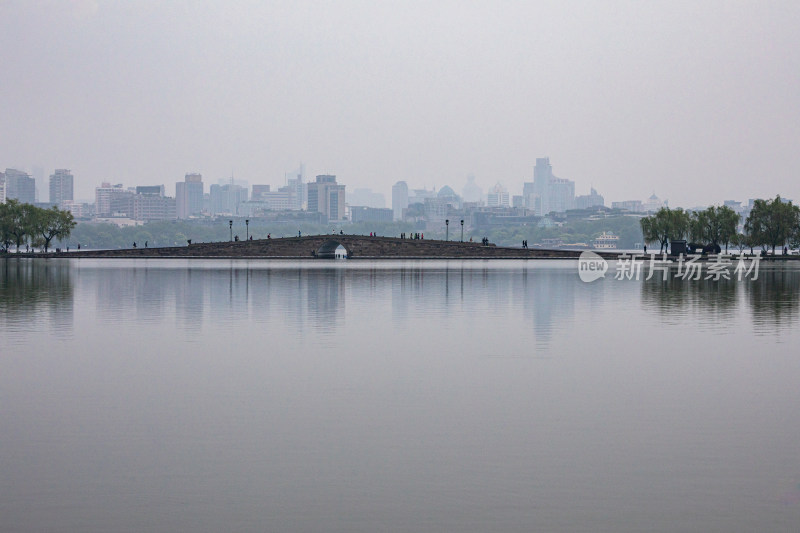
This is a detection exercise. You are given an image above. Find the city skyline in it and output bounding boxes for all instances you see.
[0,159,792,217]
[2,2,798,207]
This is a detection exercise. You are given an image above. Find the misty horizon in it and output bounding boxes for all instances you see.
[2,1,798,207]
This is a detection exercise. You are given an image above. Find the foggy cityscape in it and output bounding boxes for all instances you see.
[3,2,800,533]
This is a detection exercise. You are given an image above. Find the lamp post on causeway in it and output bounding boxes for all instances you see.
[229,220,233,242]
[445,219,449,241]
[460,219,464,242]
[245,219,249,241]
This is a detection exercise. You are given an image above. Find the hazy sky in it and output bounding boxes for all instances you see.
[2,0,798,206]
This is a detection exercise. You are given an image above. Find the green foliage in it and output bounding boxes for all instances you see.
[0,200,76,252]
[477,215,643,248]
[689,205,740,251]
[744,196,800,253]
[639,208,690,252]
[31,206,77,252]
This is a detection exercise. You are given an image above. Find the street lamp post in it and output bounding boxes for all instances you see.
[229,220,233,242]
[460,219,464,242]
[445,219,449,241]
[245,219,249,241]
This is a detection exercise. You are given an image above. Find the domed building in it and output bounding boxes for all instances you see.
[643,193,667,213]
[437,185,461,208]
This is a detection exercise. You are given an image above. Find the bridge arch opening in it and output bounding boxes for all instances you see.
[316,240,351,259]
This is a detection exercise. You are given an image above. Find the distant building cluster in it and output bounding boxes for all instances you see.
[9,157,771,233]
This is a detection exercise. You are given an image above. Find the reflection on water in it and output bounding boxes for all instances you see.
[640,263,800,335]
[4,259,797,347]
[0,258,73,341]
[640,275,739,333]
[745,266,800,334]
[2,258,798,347]
[48,261,586,349]
[3,259,800,533]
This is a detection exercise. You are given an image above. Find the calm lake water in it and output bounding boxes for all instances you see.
[2,258,800,533]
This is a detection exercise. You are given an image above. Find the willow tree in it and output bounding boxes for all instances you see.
[0,201,16,252]
[690,205,740,252]
[32,206,77,252]
[639,207,690,253]
[0,199,36,252]
[745,196,800,254]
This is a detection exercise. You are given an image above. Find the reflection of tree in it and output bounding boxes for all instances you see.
[0,258,74,332]
[640,275,738,329]
[744,267,800,333]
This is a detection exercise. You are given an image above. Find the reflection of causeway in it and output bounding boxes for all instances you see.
[87,262,592,343]
[0,259,74,335]
[92,264,347,334]
[388,264,581,348]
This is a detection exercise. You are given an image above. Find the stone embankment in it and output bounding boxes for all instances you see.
[10,236,797,260]
[8,235,621,260]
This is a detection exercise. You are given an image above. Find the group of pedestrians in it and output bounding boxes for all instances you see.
[400,232,423,240]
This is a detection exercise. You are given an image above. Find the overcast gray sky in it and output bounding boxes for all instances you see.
[2,0,798,206]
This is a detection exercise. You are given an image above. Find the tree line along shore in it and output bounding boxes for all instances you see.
[640,196,800,255]
[3,195,800,256]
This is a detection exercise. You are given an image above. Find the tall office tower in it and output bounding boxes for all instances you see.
[532,157,575,215]
[307,175,346,221]
[0,171,5,203]
[522,181,536,209]
[176,173,204,219]
[392,181,409,221]
[95,182,128,216]
[4,168,36,204]
[350,188,385,208]
[487,182,510,208]
[462,174,482,203]
[251,184,270,201]
[576,187,605,209]
[209,183,248,215]
[285,164,306,210]
[49,169,74,206]
[547,177,575,213]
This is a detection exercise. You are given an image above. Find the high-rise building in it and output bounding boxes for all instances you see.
[95,182,128,216]
[547,177,575,213]
[209,183,248,215]
[49,169,74,206]
[251,184,271,200]
[487,183,510,208]
[285,164,306,210]
[350,188,386,209]
[0,171,6,204]
[576,188,605,210]
[462,174,482,203]
[307,175,345,221]
[392,181,409,220]
[176,173,204,219]
[531,158,575,215]
[133,194,176,221]
[4,168,36,204]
